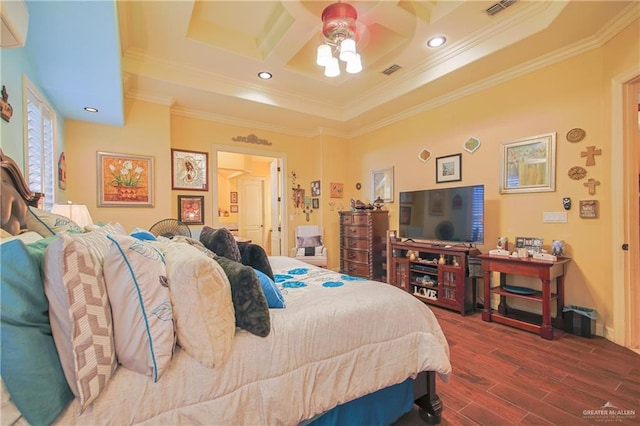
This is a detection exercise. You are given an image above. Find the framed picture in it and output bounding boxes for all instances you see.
[312,198,319,209]
[178,195,204,225]
[171,149,209,191]
[500,133,556,194]
[429,190,444,215]
[399,192,413,204]
[230,205,238,213]
[97,151,154,207]
[330,182,344,198]
[371,166,394,203]
[435,153,461,184]
[400,205,411,225]
[230,192,238,203]
[515,236,544,253]
[311,180,321,196]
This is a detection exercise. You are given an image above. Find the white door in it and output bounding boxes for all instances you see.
[270,159,283,255]
[239,177,265,246]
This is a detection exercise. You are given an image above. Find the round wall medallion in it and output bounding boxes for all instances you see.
[566,128,586,143]
[355,182,361,190]
[568,166,587,180]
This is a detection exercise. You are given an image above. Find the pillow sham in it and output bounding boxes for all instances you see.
[1,238,73,425]
[43,226,119,411]
[296,235,323,248]
[26,206,83,237]
[254,268,285,309]
[199,226,241,262]
[214,256,271,337]
[103,234,174,381]
[164,242,236,367]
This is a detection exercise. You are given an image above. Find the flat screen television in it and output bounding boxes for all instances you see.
[398,185,484,245]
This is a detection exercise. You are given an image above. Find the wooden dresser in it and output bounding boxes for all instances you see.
[339,210,388,281]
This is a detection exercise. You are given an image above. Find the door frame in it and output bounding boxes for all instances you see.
[211,144,288,254]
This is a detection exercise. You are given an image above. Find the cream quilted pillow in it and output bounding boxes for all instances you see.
[164,242,236,367]
[43,225,120,411]
[103,234,175,381]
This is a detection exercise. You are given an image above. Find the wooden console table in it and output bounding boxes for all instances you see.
[479,254,571,339]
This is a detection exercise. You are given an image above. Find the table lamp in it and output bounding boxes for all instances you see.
[51,202,94,228]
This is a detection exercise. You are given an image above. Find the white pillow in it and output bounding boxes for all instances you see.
[43,225,120,411]
[103,234,175,381]
[164,242,236,368]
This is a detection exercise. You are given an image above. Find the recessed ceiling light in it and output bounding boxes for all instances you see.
[84,107,98,113]
[427,36,446,48]
[258,71,272,80]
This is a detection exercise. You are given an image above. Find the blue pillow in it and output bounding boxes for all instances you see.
[1,239,73,425]
[253,268,286,309]
[130,230,157,241]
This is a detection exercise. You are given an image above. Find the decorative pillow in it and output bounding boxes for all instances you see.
[1,238,73,425]
[26,206,83,237]
[130,227,157,241]
[103,234,174,381]
[214,256,270,337]
[295,246,325,257]
[43,226,119,411]
[253,268,285,309]
[296,235,323,248]
[164,242,236,367]
[238,242,274,280]
[200,226,241,262]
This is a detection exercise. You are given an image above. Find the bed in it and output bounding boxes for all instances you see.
[0,149,451,425]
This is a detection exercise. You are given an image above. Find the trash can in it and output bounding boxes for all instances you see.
[563,305,597,337]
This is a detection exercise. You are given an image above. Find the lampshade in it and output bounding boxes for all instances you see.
[324,57,341,77]
[339,38,356,62]
[51,203,94,228]
[316,44,332,66]
[346,54,362,74]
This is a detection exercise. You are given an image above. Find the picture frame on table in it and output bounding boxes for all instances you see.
[178,195,204,225]
[97,151,154,207]
[435,153,462,184]
[500,133,556,194]
[171,148,209,191]
[371,167,394,203]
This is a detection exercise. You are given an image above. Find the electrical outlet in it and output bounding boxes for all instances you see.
[543,212,568,223]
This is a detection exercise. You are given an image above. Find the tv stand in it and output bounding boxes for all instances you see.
[386,235,480,315]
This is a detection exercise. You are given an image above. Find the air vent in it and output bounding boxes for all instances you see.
[382,64,402,76]
[485,0,517,16]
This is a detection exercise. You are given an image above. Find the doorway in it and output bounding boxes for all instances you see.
[212,145,287,256]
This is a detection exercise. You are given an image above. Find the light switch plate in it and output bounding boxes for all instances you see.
[543,212,568,223]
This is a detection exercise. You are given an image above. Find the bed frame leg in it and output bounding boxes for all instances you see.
[413,371,443,425]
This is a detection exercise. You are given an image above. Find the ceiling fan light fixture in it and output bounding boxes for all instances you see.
[317,2,362,76]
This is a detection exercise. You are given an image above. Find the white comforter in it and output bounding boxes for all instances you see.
[54,257,451,425]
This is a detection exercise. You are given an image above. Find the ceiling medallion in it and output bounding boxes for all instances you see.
[566,128,586,143]
[418,149,432,163]
[315,2,362,77]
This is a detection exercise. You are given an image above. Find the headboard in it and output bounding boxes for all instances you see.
[0,149,35,235]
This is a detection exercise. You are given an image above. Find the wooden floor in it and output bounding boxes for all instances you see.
[394,306,639,425]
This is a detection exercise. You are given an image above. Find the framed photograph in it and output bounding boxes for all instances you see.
[230,205,238,213]
[435,153,461,184]
[330,182,344,198]
[178,195,204,225]
[371,166,394,203]
[515,236,544,253]
[312,198,319,209]
[171,149,208,191]
[500,133,556,194]
[97,151,153,207]
[230,192,238,203]
[429,190,444,215]
[311,180,321,196]
[400,205,412,225]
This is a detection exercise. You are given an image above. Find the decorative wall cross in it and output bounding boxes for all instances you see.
[581,146,601,166]
[583,178,600,195]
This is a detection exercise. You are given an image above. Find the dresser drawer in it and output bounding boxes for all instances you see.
[342,249,369,263]
[342,260,370,278]
[342,238,369,250]
[341,214,369,226]
[343,225,369,238]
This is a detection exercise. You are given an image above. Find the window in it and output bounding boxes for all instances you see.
[24,78,56,210]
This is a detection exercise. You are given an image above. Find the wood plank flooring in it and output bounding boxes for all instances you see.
[394,306,639,425]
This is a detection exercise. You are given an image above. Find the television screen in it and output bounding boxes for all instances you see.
[398,185,484,244]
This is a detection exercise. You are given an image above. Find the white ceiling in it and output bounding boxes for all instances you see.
[19,1,639,137]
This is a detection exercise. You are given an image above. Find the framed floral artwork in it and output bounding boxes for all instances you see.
[500,133,556,194]
[178,195,204,225]
[330,182,344,198]
[435,154,461,184]
[97,151,154,207]
[171,149,209,191]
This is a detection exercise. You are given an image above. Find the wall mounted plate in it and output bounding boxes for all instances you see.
[418,148,432,163]
[464,137,481,153]
[566,128,586,143]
